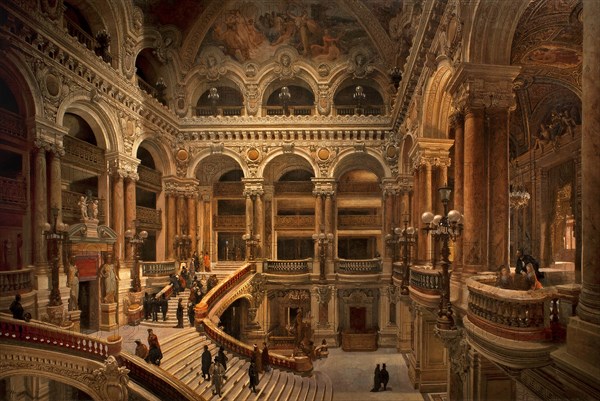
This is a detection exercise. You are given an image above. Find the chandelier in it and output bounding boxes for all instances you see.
[510,185,531,209]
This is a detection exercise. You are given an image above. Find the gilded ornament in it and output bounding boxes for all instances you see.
[176,149,188,162]
[317,148,330,161]
[247,147,260,161]
[386,144,398,158]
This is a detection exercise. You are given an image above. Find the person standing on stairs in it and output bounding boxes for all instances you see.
[210,356,225,397]
[175,298,184,328]
[217,346,229,380]
[201,344,212,381]
[188,301,195,327]
[248,360,259,393]
[160,294,168,321]
[262,342,271,372]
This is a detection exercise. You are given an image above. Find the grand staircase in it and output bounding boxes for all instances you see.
[159,328,333,401]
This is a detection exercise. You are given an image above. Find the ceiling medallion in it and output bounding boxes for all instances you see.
[386,144,398,159]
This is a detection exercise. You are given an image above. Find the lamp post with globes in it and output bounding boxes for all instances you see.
[421,185,463,330]
[44,207,69,306]
[312,226,334,281]
[125,220,148,293]
[397,217,417,295]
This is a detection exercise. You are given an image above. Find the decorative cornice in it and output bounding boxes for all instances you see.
[106,152,140,180]
[242,178,264,198]
[162,176,199,196]
[312,178,336,197]
[409,138,454,170]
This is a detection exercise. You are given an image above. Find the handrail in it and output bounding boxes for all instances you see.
[410,265,442,294]
[336,258,382,274]
[0,268,33,294]
[265,259,311,274]
[0,313,121,360]
[119,353,201,401]
[142,260,177,276]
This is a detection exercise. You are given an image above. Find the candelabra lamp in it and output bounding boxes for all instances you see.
[279,86,291,116]
[353,85,366,115]
[312,227,334,281]
[125,220,148,293]
[208,87,220,116]
[43,207,69,306]
[421,185,463,330]
[397,217,417,295]
[242,230,260,261]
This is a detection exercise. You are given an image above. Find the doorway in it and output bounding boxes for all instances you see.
[349,306,366,332]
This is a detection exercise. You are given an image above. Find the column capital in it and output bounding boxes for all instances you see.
[162,176,199,197]
[106,152,140,181]
[448,111,465,128]
[381,178,400,196]
[448,63,522,112]
[312,178,336,197]
[34,120,68,156]
[409,138,453,171]
[242,178,264,197]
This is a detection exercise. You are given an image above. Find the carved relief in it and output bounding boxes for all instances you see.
[92,356,129,401]
[198,48,227,81]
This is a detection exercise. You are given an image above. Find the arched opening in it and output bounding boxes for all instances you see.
[195,85,244,117]
[264,84,314,116]
[334,83,384,116]
[135,49,166,105]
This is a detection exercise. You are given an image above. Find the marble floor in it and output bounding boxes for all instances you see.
[92,325,429,401]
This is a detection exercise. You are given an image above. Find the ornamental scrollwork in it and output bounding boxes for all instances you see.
[92,356,129,401]
[315,285,332,304]
[249,273,267,307]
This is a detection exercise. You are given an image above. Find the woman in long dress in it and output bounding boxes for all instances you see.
[100,254,118,303]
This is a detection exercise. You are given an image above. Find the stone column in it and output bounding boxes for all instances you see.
[424,163,433,264]
[487,107,511,270]
[578,0,600,325]
[177,193,186,236]
[255,194,264,259]
[188,194,197,255]
[245,194,254,234]
[384,189,394,258]
[415,165,425,263]
[124,177,136,261]
[202,193,211,256]
[33,144,48,270]
[314,193,323,258]
[111,173,125,264]
[450,112,465,281]
[324,194,333,259]
[166,192,176,260]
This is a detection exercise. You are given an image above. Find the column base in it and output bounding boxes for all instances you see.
[100,302,118,331]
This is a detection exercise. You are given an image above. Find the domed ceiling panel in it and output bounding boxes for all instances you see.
[194,0,387,65]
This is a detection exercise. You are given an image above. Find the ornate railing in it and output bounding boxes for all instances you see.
[274,215,315,229]
[410,266,442,294]
[137,76,158,98]
[336,258,382,274]
[466,275,570,342]
[0,176,27,210]
[64,17,94,50]
[119,353,199,401]
[136,206,162,229]
[62,135,105,173]
[274,181,314,194]
[265,259,311,274]
[0,268,33,295]
[194,106,243,117]
[0,313,121,359]
[337,215,382,228]
[337,181,381,193]
[141,261,176,276]
[214,215,245,229]
[0,109,26,140]
[264,105,313,116]
[334,105,384,116]
[137,165,162,190]
[213,182,244,197]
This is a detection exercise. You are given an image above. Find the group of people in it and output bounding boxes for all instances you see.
[189,251,211,273]
[134,328,163,366]
[199,342,271,397]
[371,363,390,392]
[496,249,545,291]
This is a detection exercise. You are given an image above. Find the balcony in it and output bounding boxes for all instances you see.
[264,105,313,116]
[337,215,382,229]
[336,258,382,274]
[194,106,243,117]
[136,206,162,230]
[0,176,27,211]
[334,105,384,116]
[0,109,26,140]
[265,259,311,274]
[274,215,315,229]
[62,135,105,173]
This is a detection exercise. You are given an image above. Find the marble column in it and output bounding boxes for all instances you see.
[245,194,254,234]
[202,194,211,255]
[424,163,433,264]
[384,191,394,258]
[33,145,48,269]
[437,165,448,216]
[415,166,425,263]
[166,193,176,260]
[462,108,486,274]
[124,177,136,261]
[487,108,510,270]
[324,194,333,259]
[314,193,323,257]
[177,194,186,235]
[450,113,465,281]
[255,194,264,259]
[111,173,125,263]
[578,0,600,325]
[188,195,197,255]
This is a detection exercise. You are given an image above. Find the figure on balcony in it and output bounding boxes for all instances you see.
[9,294,24,320]
[526,263,543,290]
[515,248,544,280]
[100,253,118,303]
[495,265,514,289]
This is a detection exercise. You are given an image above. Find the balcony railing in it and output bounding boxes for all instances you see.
[334,105,384,116]
[337,215,382,228]
[136,206,162,229]
[62,135,105,173]
[410,266,442,294]
[336,258,382,274]
[213,182,244,197]
[466,274,572,342]
[194,106,243,117]
[264,105,313,116]
[274,181,314,194]
[141,261,176,276]
[137,165,162,190]
[0,176,27,210]
[337,181,381,193]
[274,215,315,229]
[214,215,245,229]
[265,259,311,274]
[0,109,26,140]
[0,268,33,295]
[62,190,105,222]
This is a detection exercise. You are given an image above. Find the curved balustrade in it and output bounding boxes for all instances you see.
[0,313,121,360]
[119,353,199,401]
[141,261,176,276]
[409,266,442,294]
[466,275,564,341]
[265,259,311,274]
[0,268,33,294]
[196,264,253,319]
[336,258,382,274]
